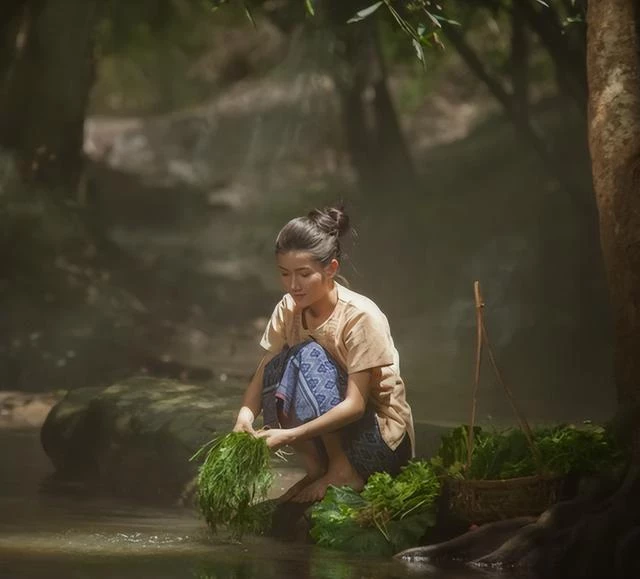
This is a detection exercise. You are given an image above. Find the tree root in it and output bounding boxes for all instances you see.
[395,517,535,563]
[397,466,640,579]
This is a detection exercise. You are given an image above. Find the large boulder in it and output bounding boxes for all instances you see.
[40,376,238,503]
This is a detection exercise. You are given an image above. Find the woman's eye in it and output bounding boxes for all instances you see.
[301,273,311,278]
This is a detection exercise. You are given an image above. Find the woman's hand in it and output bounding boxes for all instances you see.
[256,427,296,450]
[233,407,256,434]
[233,419,255,434]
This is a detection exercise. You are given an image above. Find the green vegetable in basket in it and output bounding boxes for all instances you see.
[310,460,441,555]
[467,427,535,479]
[535,423,623,477]
[431,423,624,481]
[190,432,274,538]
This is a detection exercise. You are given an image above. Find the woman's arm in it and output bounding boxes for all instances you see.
[233,351,277,433]
[256,369,372,448]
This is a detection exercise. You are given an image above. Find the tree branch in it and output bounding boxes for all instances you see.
[442,21,589,212]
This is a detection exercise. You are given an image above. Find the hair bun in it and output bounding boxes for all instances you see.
[308,206,350,238]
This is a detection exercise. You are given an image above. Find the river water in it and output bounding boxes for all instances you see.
[0,429,520,579]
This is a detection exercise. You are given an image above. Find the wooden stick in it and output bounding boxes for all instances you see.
[468,280,542,472]
[480,322,542,468]
[467,281,484,469]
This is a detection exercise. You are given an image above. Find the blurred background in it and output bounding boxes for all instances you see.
[0,0,614,427]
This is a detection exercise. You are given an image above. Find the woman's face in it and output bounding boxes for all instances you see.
[276,251,338,308]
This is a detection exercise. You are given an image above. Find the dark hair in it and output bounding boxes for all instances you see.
[275,206,350,265]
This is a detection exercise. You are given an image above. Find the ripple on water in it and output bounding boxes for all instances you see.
[0,428,513,579]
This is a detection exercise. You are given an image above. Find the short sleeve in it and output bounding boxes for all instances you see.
[344,310,395,374]
[259,297,288,353]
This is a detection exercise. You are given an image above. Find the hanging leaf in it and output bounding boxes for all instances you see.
[412,38,425,66]
[432,31,445,51]
[423,9,442,28]
[305,0,315,16]
[432,14,461,27]
[242,2,256,27]
[347,1,384,23]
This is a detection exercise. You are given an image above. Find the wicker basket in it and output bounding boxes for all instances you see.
[446,474,564,524]
[448,282,566,523]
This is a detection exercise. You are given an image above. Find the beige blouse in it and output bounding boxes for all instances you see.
[260,283,415,453]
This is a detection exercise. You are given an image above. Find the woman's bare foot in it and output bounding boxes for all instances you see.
[276,438,326,503]
[277,471,323,503]
[291,464,364,503]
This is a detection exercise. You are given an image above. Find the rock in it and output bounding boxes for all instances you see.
[267,500,314,542]
[0,391,63,428]
[40,376,237,503]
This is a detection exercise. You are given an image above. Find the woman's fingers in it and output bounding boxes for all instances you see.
[233,421,256,435]
[255,428,291,450]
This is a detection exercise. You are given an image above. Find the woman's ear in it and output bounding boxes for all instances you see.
[325,259,339,278]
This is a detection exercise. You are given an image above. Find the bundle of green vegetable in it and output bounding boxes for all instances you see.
[430,423,624,481]
[310,460,441,555]
[190,432,275,538]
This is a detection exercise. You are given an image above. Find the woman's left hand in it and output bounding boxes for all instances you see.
[256,427,296,450]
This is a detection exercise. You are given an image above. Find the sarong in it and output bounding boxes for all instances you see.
[262,340,411,480]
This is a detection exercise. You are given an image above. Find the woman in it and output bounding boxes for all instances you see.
[233,206,414,503]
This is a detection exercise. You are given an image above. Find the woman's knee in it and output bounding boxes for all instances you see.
[290,340,329,363]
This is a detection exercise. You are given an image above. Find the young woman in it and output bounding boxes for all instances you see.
[233,207,414,503]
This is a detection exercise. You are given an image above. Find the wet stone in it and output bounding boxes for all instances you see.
[40,377,237,504]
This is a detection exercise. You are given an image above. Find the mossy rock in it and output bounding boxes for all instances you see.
[41,376,237,503]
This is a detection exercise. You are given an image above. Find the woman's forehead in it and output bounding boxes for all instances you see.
[276,251,319,269]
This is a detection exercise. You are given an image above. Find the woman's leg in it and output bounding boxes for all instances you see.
[262,341,406,502]
[276,440,325,502]
[291,431,364,503]
[275,408,327,502]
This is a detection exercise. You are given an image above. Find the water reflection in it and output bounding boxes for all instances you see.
[0,430,515,579]
[2,551,493,579]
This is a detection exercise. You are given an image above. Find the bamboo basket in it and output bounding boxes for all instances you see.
[447,474,563,524]
[447,282,564,524]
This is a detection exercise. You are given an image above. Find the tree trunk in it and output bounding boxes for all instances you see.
[0,0,26,96]
[1,0,100,194]
[515,0,588,113]
[587,0,640,462]
[331,17,380,194]
[442,21,592,215]
[395,4,640,577]
[322,0,418,196]
[510,1,530,124]
[370,24,418,193]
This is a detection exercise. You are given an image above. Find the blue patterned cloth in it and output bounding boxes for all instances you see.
[262,340,410,480]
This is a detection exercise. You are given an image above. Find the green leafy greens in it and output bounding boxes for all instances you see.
[191,432,275,538]
[430,423,624,481]
[310,460,441,555]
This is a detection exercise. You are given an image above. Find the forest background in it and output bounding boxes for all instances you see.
[0,0,613,426]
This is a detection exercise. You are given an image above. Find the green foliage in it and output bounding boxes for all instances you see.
[430,423,625,481]
[191,432,274,538]
[204,0,453,66]
[535,423,623,477]
[309,460,440,554]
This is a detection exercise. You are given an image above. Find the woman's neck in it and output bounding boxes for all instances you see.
[307,283,338,321]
